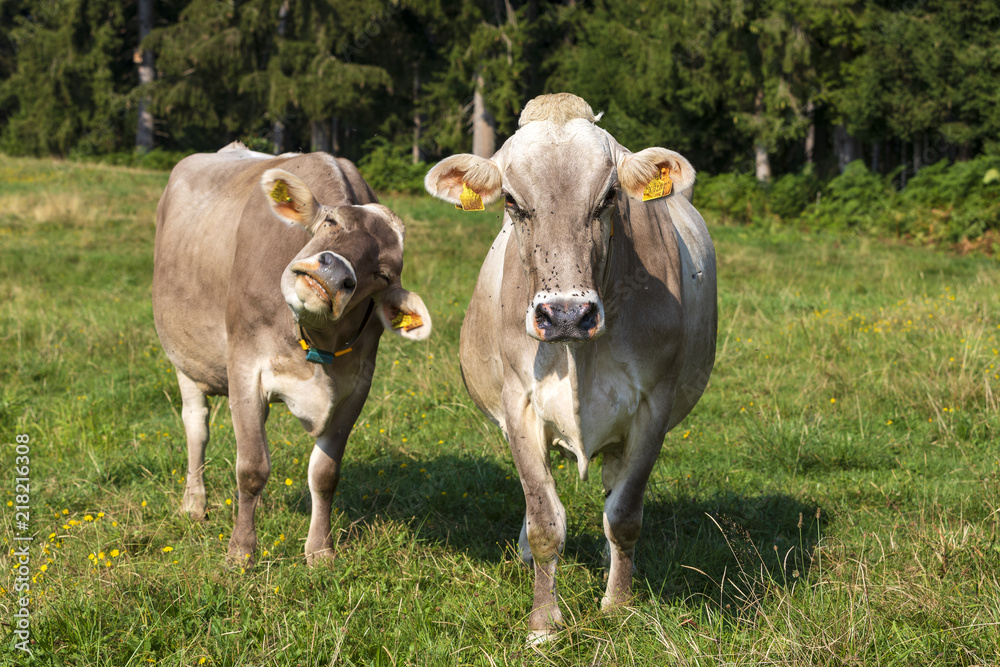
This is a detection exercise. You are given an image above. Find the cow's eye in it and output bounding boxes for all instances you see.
[504,193,524,217]
[597,188,618,215]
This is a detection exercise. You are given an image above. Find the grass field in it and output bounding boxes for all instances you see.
[1,154,998,666]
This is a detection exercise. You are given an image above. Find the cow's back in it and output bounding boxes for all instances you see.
[153,149,263,391]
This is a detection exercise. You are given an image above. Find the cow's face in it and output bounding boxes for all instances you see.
[260,169,431,340]
[425,117,695,343]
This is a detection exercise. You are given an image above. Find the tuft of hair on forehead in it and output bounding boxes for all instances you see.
[518,93,603,127]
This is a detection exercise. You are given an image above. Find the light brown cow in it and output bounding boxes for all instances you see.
[153,142,431,566]
[425,94,716,640]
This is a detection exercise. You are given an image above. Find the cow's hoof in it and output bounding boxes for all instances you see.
[305,547,335,566]
[224,550,256,571]
[526,629,557,646]
[180,493,207,520]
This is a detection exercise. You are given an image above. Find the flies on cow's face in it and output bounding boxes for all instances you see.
[503,192,528,220]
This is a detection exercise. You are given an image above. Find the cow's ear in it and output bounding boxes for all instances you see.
[260,169,324,232]
[377,286,432,341]
[424,154,503,208]
[617,148,696,203]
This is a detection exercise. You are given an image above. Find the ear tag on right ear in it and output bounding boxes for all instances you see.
[270,179,292,203]
[642,168,673,202]
[455,183,484,211]
[391,311,424,331]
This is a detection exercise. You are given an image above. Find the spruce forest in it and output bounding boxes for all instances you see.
[2,0,1000,187]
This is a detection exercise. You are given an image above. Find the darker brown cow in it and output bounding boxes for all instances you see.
[153,142,431,566]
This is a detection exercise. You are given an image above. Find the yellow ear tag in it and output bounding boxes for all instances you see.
[270,179,292,203]
[642,167,673,202]
[455,183,484,211]
[391,311,424,331]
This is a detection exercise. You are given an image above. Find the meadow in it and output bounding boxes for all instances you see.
[0,154,998,666]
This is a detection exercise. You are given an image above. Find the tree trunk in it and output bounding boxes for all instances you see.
[871,141,881,174]
[135,0,155,152]
[833,124,857,173]
[912,135,922,175]
[310,119,331,153]
[753,91,770,182]
[412,67,423,164]
[472,72,496,158]
[804,100,815,166]
[754,144,771,182]
[900,138,908,189]
[271,0,291,154]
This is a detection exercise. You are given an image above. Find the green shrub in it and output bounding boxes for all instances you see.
[357,137,428,195]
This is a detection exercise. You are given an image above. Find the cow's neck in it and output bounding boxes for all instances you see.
[297,298,376,363]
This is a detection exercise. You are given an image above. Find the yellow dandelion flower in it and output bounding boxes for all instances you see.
[39,564,47,572]
[88,553,96,561]
[98,552,105,560]
[62,509,69,515]
[830,398,836,404]
[162,546,174,553]
[104,560,111,567]
[141,500,147,507]
[274,586,279,594]
[97,512,104,518]
[5,501,11,507]
[284,478,293,486]
[225,498,232,506]
[110,549,120,558]
[84,515,94,522]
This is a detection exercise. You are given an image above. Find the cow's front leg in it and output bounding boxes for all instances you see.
[298,356,374,564]
[600,395,671,610]
[227,383,270,568]
[503,387,566,641]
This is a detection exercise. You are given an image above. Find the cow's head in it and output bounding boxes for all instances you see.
[425,93,694,343]
[260,169,431,340]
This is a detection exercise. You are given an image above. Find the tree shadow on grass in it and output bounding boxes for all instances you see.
[302,453,826,608]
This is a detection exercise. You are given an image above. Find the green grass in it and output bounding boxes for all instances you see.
[1,154,999,665]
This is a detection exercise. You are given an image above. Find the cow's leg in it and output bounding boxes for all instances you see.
[600,397,670,610]
[301,357,374,564]
[503,387,566,641]
[227,383,270,568]
[177,370,210,519]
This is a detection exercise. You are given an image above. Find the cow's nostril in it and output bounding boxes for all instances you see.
[534,303,554,330]
[579,303,599,330]
[318,252,334,266]
[342,277,356,291]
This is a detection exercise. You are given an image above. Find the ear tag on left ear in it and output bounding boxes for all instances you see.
[642,167,673,202]
[270,179,292,203]
[455,183,485,211]
[391,311,424,331]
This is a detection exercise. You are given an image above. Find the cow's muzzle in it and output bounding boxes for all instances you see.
[287,251,357,320]
[529,293,605,342]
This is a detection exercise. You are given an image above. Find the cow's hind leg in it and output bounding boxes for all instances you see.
[177,370,210,519]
